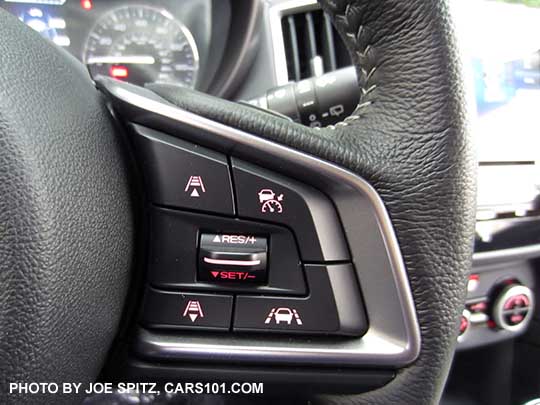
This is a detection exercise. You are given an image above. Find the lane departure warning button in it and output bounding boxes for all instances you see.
[141,289,233,331]
[198,233,268,284]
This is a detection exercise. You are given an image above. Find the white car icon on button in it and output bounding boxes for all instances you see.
[265,307,303,325]
[274,308,294,324]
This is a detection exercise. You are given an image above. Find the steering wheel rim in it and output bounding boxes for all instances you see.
[0,9,133,404]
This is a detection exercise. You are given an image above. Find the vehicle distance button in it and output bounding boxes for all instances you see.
[131,124,234,215]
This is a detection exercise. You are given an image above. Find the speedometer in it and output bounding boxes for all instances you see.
[83,6,199,88]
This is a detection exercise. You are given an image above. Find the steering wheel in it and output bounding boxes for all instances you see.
[0,0,475,404]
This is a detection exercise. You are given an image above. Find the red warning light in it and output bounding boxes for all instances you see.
[109,66,129,79]
[81,0,93,11]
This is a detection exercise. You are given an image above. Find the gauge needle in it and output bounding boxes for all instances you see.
[86,55,156,65]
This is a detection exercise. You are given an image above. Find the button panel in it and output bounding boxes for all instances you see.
[141,289,233,331]
[130,126,367,338]
[131,124,234,215]
[100,78,422,371]
[231,158,350,262]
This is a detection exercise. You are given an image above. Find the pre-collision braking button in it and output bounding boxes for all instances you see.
[131,124,234,215]
[231,159,349,262]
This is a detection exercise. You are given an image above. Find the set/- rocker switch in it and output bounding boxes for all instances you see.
[198,233,268,284]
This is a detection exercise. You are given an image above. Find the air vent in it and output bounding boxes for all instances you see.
[281,8,350,81]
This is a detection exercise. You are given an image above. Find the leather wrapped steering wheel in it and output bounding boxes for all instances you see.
[0,0,475,404]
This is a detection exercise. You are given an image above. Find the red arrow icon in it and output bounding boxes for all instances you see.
[211,271,219,278]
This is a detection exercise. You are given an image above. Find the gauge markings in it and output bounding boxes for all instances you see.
[82,5,198,88]
[86,55,156,65]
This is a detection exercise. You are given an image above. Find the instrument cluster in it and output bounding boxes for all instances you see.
[0,0,221,89]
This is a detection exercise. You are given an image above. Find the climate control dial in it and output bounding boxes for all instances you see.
[492,284,534,333]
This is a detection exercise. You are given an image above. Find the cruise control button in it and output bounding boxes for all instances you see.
[231,159,349,261]
[131,124,234,215]
[149,209,307,296]
[198,233,267,283]
[141,289,233,331]
[233,264,367,336]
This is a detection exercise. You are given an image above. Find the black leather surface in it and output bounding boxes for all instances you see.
[147,0,477,404]
[0,10,133,404]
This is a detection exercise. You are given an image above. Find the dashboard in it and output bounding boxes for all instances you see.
[0,0,231,91]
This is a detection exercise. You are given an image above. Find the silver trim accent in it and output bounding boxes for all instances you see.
[523,398,540,405]
[469,312,489,324]
[310,55,324,77]
[87,56,156,65]
[98,78,421,368]
[203,257,261,266]
[473,243,540,266]
[268,0,320,85]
